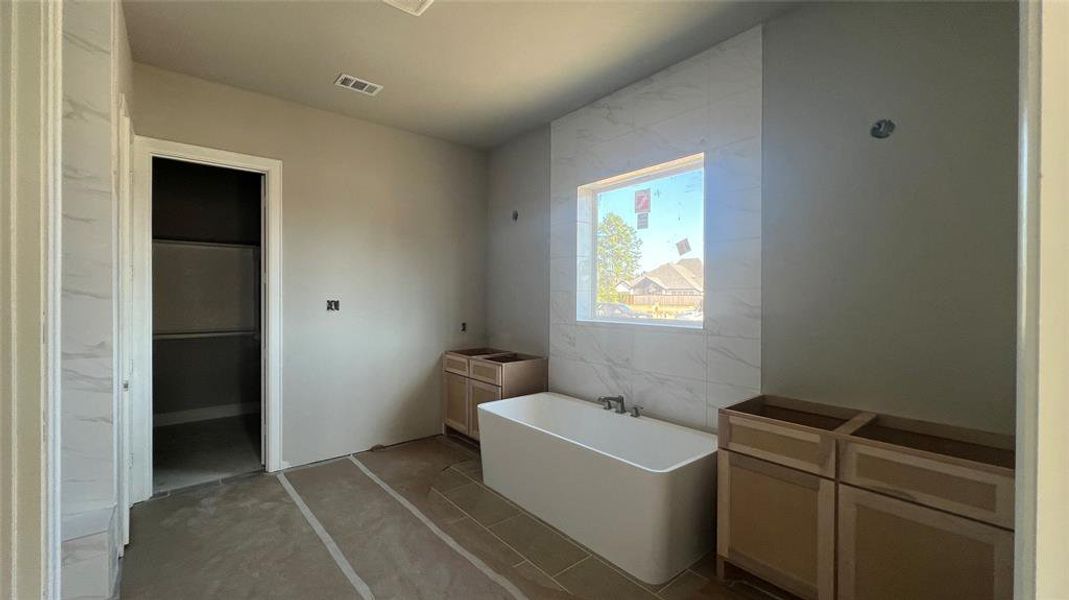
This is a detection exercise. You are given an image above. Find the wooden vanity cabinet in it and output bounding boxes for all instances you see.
[719,395,860,478]
[836,415,1015,600]
[442,349,546,440]
[837,485,1013,600]
[717,396,1015,600]
[717,396,849,600]
[839,415,1016,529]
[443,347,508,377]
[718,451,835,600]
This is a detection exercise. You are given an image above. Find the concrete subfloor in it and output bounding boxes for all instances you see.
[153,414,262,494]
[122,436,783,600]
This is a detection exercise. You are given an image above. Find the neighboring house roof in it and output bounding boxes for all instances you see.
[676,258,703,282]
[622,259,704,293]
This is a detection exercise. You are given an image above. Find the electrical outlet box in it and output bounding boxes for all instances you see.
[326,299,340,311]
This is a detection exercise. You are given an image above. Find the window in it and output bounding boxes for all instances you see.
[577,154,704,327]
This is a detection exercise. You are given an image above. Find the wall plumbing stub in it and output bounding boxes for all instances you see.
[871,119,896,139]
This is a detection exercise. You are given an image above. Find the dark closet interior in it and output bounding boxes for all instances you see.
[151,157,264,494]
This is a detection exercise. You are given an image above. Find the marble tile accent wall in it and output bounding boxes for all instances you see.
[61,1,119,597]
[549,27,762,432]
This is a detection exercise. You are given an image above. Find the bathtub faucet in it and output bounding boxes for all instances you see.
[598,395,621,410]
[598,395,626,414]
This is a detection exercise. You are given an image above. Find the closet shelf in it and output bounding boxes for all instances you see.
[153,238,260,250]
[153,330,258,340]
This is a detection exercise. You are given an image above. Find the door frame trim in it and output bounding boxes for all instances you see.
[1015,1,1069,596]
[130,136,284,504]
[115,93,133,549]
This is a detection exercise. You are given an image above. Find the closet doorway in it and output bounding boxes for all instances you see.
[130,138,282,504]
[152,157,262,492]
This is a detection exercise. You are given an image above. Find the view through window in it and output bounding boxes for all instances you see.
[578,154,704,327]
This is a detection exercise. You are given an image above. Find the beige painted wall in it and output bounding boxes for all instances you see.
[132,64,488,467]
[486,126,551,356]
[1032,0,1069,595]
[1,2,61,597]
[762,2,1019,433]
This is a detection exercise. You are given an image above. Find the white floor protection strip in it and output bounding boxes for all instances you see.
[277,473,376,600]
[348,456,529,600]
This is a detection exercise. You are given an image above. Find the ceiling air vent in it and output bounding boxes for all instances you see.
[381,0,435,16]
[334,73,383,97]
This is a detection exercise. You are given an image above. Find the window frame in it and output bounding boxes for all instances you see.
[576,153,706,330]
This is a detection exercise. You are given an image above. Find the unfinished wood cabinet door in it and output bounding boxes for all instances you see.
[717,451,834,600]
[443,372,469,434]
[467,380,501,441]
[838,484,1013,600]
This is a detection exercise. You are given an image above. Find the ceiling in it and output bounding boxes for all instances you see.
[123,1,793,148]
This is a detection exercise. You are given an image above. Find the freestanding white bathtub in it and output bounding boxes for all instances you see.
[478,392,717,585]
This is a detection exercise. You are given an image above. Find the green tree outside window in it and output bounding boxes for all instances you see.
[596,213,642,303]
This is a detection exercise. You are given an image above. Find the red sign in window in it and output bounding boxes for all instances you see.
[634,188,651,214]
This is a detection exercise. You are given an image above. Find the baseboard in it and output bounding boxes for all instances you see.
[154,402,259,428]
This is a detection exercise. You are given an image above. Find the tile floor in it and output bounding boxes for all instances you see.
[122,436,784,599]
[152,414,263,494]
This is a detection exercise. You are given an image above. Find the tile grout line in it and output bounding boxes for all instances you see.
[432,482,580,595]
[348,456,529,600]
[428,488,468,524]
[438,468,590,594]
[449,463,482,484]
[447,467,526,523]
[276,473,376,600]
[651,569,699,600]
[551,555,591,579]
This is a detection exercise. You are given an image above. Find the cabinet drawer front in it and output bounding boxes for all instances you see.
[722,414,836,477]
[838,485,1013,600]
[840,442,1014,528]
[468,381,501,441]
[469,361,502,385]
[443,354,469,376]
[718,451,835,600]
